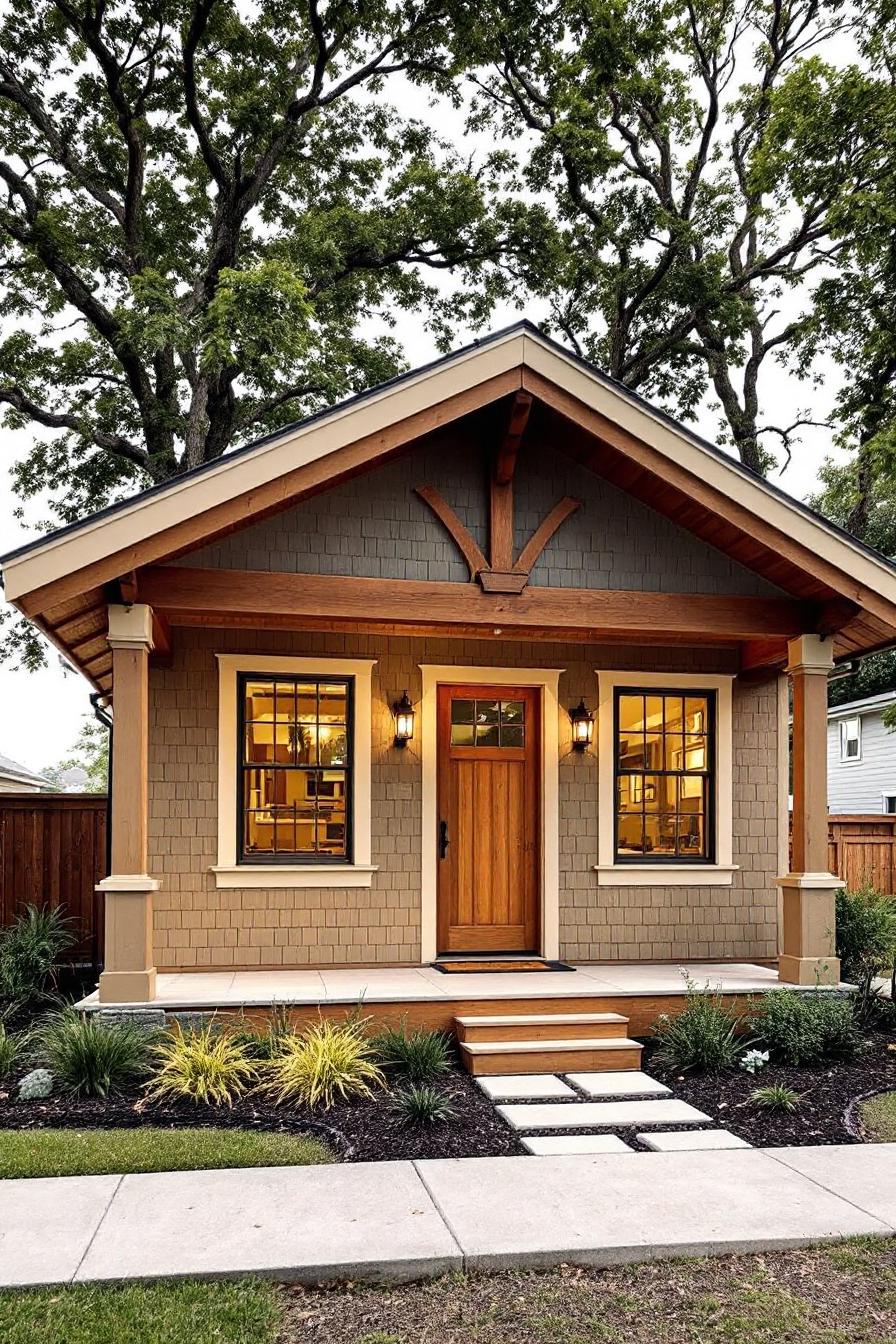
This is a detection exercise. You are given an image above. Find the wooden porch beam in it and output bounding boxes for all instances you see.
[494,390,532,485]
[140,564,820,642]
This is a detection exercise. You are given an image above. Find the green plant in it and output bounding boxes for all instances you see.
[0,1024,18,1079]
[752,1084,802,1113]
[372,1022,453,1083]
[750,990,859,1066]
[0,905,75,1005]
[147,1024,257,1107]
[392,1084,457,1127]
[836,884,896,1015]
[229,1005,293,1060]
[652,981,743,1073]
[38,1009,156,1098]
[261,1018,384,1109]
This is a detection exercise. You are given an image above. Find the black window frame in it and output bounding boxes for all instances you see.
[237,671,354,866]
[613,686,716,865]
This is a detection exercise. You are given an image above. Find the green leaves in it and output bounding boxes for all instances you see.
[201,262,312,386]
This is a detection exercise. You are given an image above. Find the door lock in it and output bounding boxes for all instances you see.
[439,818,450,859]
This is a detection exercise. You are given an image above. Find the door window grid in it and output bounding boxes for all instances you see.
[614,690,714,862]
[239,675,352,862]
[450,697,526,748]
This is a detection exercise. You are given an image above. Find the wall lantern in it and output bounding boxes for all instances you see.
[569,698,594,751]
[392,690,415,747]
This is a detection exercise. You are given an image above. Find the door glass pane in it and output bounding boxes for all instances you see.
[500,724,524,747]
[451,699,475,724]
[476,700,500,725]
[476,722,500,747]
[500,700,525,724]
[450,723,474,746]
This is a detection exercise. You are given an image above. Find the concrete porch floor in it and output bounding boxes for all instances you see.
[76,962,836,1012]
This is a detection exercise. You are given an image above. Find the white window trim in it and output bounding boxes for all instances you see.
[882,791,896,814]
[213,654,377,889]
[838,716,862,764]
[594,669,737,887]
[419,664,562,963]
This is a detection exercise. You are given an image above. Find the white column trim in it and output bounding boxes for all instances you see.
[594,669,736,887]
[419,663,563,963]
[107,602,154,650]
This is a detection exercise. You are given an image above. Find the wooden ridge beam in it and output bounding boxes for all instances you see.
[494,390,532,486]
[140,565,820,642]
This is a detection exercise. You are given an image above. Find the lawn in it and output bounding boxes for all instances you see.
[859,1090,896,1142]
[2,1239,894,1344]
[0,1126,333,1178]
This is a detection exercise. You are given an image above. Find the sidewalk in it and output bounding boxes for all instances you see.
[1,1145,895,1290]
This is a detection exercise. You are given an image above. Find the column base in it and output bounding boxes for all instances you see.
[98,967,157,1003]
[778,954,840,987]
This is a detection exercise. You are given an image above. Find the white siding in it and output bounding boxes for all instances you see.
[828,709,896,813]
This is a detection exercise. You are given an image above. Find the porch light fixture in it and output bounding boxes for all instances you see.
[392,690,415,747]
[569,698,594,751]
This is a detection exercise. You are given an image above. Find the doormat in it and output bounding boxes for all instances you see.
[431,959,575,974]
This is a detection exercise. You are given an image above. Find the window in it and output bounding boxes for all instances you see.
[839,717,861,761]
[449,697,526,748]
[883,794,896,815]
[614,689,714,863]
[238,675,352,862]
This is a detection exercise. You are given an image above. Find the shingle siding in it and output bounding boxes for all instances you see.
[148,627,780,970]
[179,430,787,597]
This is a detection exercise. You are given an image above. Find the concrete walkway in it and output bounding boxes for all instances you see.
[2,1144,895,1289]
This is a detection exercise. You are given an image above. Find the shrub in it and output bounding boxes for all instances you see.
[393,1084,456,1127]
[229,1005,294,1060]
[652,982,743,1073]
[750,990,859,1066]
[752,1084,802,1114]
[0,1025,18,1079]
[0,904,75,1005]
[261,1018,385,1109]
[38,1009,156,1098]
[372,1022,453,1083]
[836,884,896,1012]
[147,1024,257,1106]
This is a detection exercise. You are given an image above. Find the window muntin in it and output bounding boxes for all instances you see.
[239,675,352,863]
[614,690,714,862]
[450,697,526,748]
[839,717,861,761]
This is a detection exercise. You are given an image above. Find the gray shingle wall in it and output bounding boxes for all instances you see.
[179,432,785,597]
[148,627,779,969]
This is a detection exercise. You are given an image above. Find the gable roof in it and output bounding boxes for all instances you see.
[4,320,896,693]
[0,752,51,789]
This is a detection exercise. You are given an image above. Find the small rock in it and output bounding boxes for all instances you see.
[18,1068,54,1100]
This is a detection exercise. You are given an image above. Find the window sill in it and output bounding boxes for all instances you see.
[593,864,738,888]
[211,864,378,890]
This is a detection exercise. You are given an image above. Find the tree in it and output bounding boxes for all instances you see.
[0,0,547,666]
[42,715,109,792]
[452,0,876,472]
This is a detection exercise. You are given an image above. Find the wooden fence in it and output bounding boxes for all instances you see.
[826,815,896,895]
[0,793,107,967]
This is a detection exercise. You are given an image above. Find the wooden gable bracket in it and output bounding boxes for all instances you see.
[415,390,581,594]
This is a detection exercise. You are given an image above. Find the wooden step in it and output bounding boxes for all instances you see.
[459,1037,643,1076]
[456,1012,629,1043]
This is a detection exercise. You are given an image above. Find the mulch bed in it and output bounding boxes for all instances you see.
[0,1057,526,1162]
[643,1022,896,1147]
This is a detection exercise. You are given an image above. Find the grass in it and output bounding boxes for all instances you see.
[0,1239,893,1343]
[859,1089,896,1142]
[0,1126,333,1178]
[0,1279,279,1344]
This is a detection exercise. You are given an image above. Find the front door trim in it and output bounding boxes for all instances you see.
[420,663,562,963]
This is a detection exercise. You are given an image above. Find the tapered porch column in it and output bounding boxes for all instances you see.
[97,604,158,1003]
[778,634,842,986]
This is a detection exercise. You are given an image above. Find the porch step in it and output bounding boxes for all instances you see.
[459,1036,643,1076]
[456,1011,629,1044]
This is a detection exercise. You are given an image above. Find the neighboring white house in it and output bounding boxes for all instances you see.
[828,691,896,814]
[0,752,52,793]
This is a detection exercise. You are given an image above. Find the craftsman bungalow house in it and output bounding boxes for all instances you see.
[4,323,896,1042]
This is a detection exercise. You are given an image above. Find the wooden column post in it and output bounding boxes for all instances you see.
[97,603,158,1003]
[778,634,842,986]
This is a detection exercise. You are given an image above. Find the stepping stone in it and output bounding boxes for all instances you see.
[638,1129,751,1152]
[566,1070,671,1099]
[497,1099,711,1131]
[522,1134,633,1156]
[477,1074,575,1101]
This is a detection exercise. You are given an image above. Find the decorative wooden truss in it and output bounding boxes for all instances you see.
[415,391,581,594]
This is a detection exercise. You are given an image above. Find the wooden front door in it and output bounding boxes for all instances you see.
[436,684,540,953]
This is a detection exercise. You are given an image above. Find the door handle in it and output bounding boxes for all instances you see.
[439,819,450,859]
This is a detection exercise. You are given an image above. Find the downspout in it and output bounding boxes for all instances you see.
[90,691,113,975]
